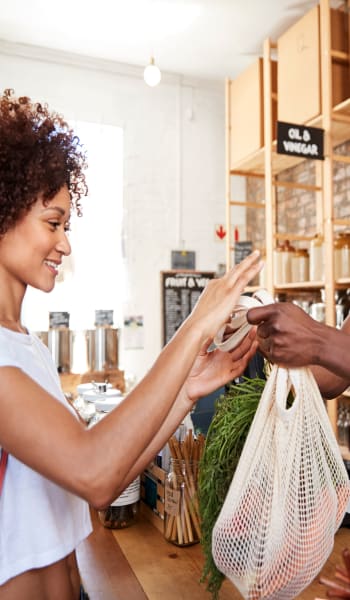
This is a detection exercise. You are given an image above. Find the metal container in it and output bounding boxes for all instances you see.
[85,327,119,371]
[48,328,72,373]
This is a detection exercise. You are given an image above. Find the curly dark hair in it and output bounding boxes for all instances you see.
[0,88,88,236]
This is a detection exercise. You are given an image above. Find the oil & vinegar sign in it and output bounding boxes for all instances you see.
[277,121,324,160]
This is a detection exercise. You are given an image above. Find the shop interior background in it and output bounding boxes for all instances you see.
[0,0,329,381]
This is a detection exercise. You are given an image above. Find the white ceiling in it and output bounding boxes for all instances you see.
[0,0,322,82]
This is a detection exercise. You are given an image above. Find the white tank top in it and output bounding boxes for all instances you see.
[0,327,92,585]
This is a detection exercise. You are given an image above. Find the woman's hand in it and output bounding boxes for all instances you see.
[185,251,263,345]
[183,328,258,404]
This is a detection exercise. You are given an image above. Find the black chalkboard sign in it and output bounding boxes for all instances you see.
[277,121,324,160]
[234,241,253,265]
[171,250,196,270]
[161,270,215,346]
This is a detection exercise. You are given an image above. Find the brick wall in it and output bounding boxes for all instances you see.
[246,140,350,251]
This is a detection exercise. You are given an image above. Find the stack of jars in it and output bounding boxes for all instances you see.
[274,240,295,285]
[309,234,325,282]
[274,240,310,284]
[334,232,350,280]
[291,248,309,283]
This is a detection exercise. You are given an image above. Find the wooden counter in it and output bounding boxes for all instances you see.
[77,508,350,599]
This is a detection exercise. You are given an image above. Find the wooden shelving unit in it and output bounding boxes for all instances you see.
[225,0,350,435]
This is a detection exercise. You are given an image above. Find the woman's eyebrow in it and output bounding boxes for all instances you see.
[43,206,66,216]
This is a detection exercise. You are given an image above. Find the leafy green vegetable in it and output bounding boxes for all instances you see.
[198,376,266,599]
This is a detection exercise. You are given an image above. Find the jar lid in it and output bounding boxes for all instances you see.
[311,234,324,245]
[294,248,309,257]
[94,395,124,412]
[77,382,112,395]
[283,240,295,252]
[337,232,350,246]
[82,388,122,403]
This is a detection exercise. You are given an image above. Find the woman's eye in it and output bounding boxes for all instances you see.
[48,221,71,232]
[48,221,60,230]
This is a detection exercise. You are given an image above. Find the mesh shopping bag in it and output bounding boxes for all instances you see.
[212,365,350,600]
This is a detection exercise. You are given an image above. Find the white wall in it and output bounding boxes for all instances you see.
[0,45,226,382]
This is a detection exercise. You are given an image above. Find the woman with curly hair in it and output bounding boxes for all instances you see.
[0,88,262,600]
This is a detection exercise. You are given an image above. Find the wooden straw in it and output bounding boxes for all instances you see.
[165,430,205,544]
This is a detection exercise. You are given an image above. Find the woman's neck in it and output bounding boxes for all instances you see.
[0,317,26,334]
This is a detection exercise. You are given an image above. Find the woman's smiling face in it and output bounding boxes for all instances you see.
[0,186,72,294]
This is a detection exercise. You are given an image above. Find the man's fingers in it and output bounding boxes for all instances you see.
[247,305,273,325]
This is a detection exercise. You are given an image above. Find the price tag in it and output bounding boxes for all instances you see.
[165,486,180,516]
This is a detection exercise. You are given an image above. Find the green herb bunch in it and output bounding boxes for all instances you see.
[198,376,266,599]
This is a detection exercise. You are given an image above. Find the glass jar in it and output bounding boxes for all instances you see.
[309,301,325,323]
[291,248,309,283]
[98,475,140,529]
[309,234,324,282]
[334,232,350,280]
[164,458,200,546]
[274,240,295,285]
[87,388,141,530]
[258,249,267,288]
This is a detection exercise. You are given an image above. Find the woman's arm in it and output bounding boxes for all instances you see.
[118,327,259,489]
[0,252,262,509]
[247,302,350,398]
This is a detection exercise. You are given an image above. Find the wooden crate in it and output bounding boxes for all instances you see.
[229,57,277,167]
[278,6,320,124]
[140,461,166,534]
[278,6,349,124]
[331,7,350,107]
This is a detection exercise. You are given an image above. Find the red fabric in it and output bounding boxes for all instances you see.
[0,449,8,495]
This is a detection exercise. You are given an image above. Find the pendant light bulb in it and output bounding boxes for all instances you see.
[143,56,161,87]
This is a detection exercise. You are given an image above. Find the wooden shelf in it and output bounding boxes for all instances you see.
[230,144,306,177]
[230,97,350,178]
[336,278,350,287]
[274,281,324,291]
[225,0,350,440]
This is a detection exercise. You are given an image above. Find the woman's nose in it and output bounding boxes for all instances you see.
[56,231,71,256]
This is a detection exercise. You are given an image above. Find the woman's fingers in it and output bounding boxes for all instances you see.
[225,250,263,288]
[228,327,257,357]
[189,251,263,344]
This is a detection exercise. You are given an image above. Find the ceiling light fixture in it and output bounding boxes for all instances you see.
[143,56,161,87]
